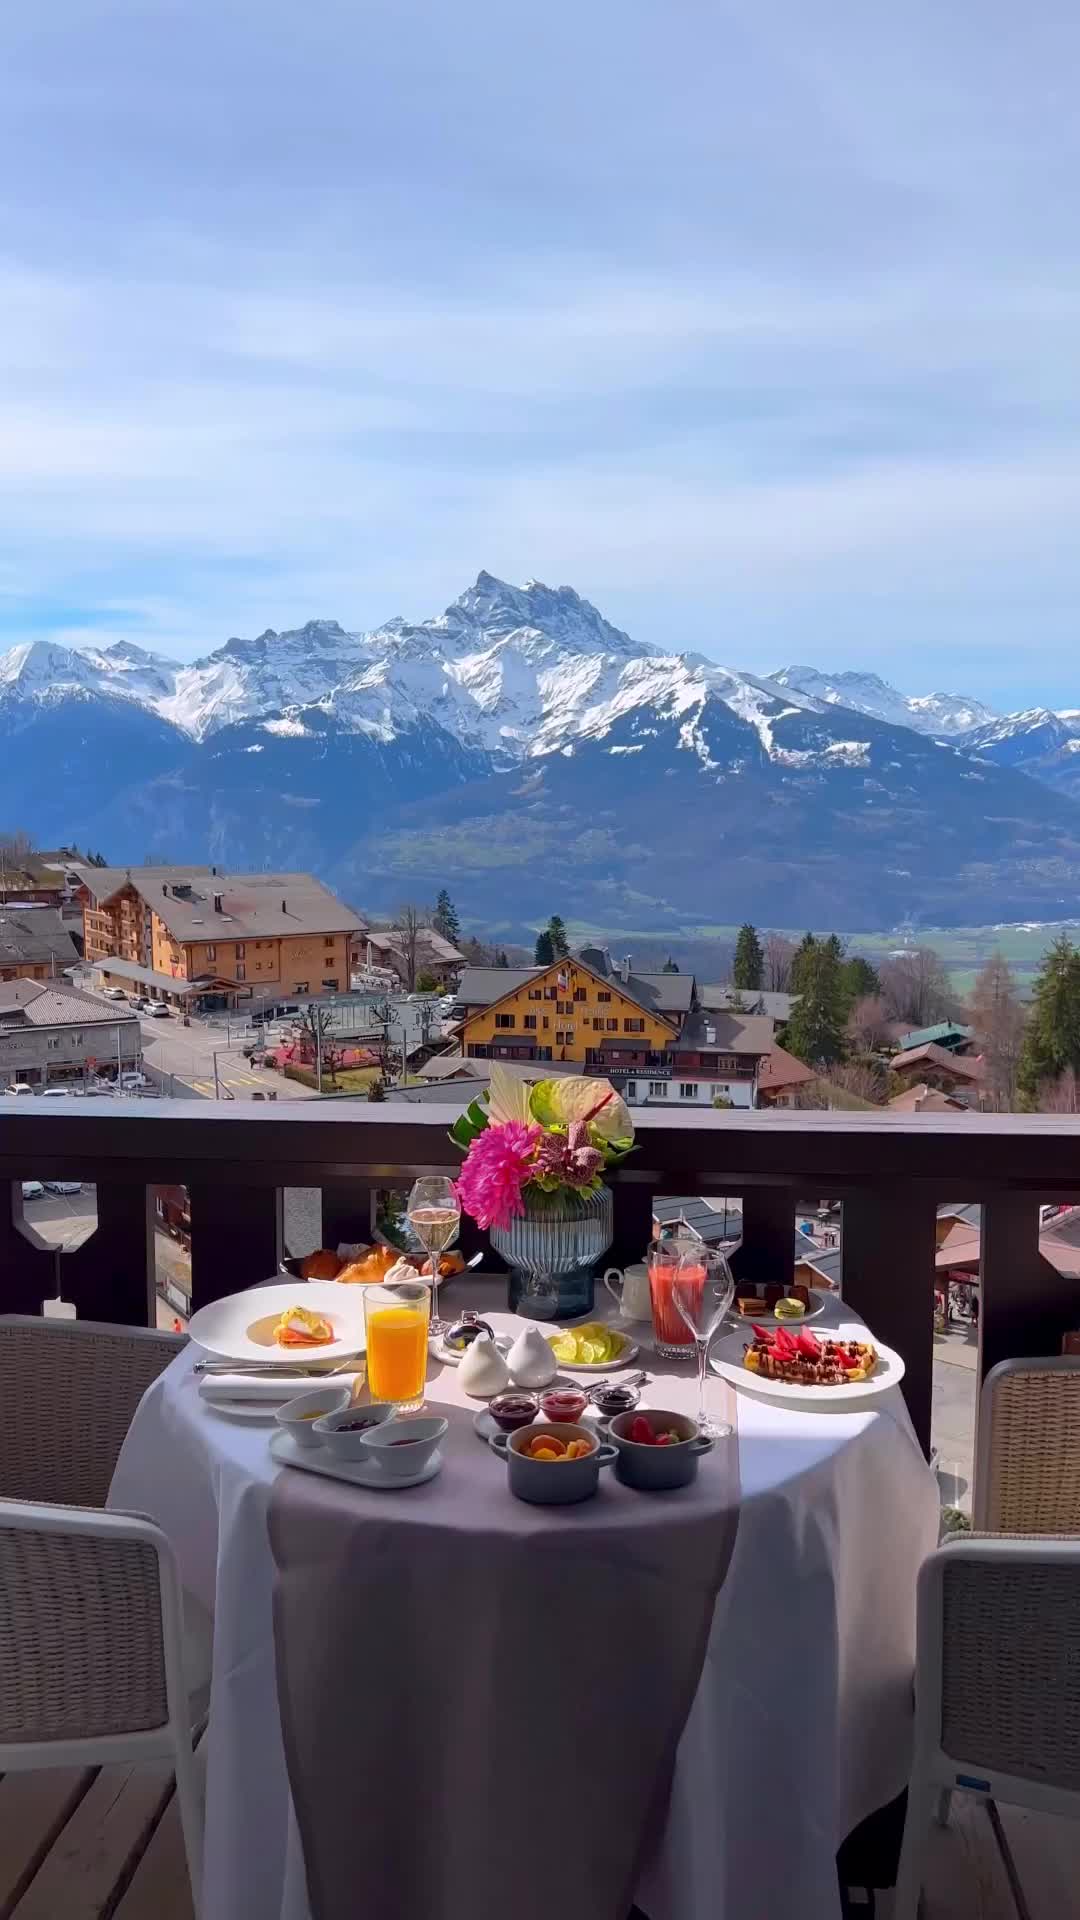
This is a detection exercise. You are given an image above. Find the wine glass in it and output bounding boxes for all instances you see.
[406,1176,460,1336]
[672,1246,734,1439]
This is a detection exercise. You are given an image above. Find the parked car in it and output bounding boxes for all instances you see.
[39,1087,72,1098]
[20,1181,44,1200]
[44,1180,82,1195]
[103,986,127,1001]
[5,1083,33,1096]
[120,1071,151,1091]
[130,997,149,1012]
[147,1002,171,1019]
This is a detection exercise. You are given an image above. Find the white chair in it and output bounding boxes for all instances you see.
[974,1355,1080,1535]
[0,1501,205,1910]
[894,1534,1080,1919]
[0,1315,205,1914]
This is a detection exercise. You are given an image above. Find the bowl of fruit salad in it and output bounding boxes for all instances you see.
[607,1409,712,1490]
[489,1421,617,1505]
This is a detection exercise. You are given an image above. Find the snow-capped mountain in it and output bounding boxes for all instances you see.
[772,665,997,737]
[4,572,1080,929]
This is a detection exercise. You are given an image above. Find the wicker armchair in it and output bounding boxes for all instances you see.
[974,1356,1080,1535]
[0,1316,203,1914]
[894,1535,1080,1918]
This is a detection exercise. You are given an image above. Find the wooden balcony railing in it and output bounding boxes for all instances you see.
[3,1101,1080,1458]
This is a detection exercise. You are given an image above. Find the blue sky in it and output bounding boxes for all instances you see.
[2,0,1079,706]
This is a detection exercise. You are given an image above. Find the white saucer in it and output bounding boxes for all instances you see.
[269,1428,443,1489]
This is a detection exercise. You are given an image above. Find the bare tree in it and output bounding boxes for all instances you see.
[391,903,426,993]
[846,993,893,1054]
[971,951,1026,1111]
[878,947,952,1028]
[368,997,398,1084]
[763,931,796,992]
[298,1005,343,1087]
[0,830,33,885]
[1037,1067,1080,1114]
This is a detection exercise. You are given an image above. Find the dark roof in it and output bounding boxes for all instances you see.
[0,908,79,971]
[456,966,540,1004]
[896,1021,973,1052]
[653,1196,743,1242]
[366,928,464,965]
[624,972,695,1014]
[700,986,795,1021]
[87,957,205,994]
[74,866,363,940]
[793,1240,842,1287]
[0,978,139,1029]
[675,1010,775,1056]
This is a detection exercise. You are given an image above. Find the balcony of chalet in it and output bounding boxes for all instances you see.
[1,1099,1079,1918]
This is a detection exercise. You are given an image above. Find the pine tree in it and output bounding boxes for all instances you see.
[662,956,679,974]
[842,954,880,1008]
[732,923,763,991]
[789,933,817,997]
[1017,934,1080,1107]
[547,915,570,959]
[785,941,847,1067]
[496,949,509,967]
[432,888,461,945]
[534,929,555,966]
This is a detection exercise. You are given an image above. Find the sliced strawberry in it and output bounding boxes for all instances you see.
[630,1416,653,1445]
[795,1329,821,1361]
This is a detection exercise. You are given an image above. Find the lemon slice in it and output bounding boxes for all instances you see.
[550,1334,578,1363]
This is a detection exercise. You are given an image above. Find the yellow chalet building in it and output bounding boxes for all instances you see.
[454,946,776,1107]
[73,865,364,1010]
[456,952,686,1068]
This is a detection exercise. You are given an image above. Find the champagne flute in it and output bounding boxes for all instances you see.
[406,1176,460,1336]
[672,1246,734,1438]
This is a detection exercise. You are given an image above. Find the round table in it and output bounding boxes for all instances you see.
[109,1285,939,1920]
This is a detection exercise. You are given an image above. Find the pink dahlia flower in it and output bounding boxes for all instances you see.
[455,1121,540,1231]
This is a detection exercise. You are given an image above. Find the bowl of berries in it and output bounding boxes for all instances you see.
[607,1409,712,1491]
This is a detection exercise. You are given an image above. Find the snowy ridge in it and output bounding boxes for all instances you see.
[0,576,1071,789]
[771,664,997,737]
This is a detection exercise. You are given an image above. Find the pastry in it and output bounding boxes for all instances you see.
[301,1248,343,1281]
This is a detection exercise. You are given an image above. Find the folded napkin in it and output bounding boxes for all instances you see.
[198,1371,357,1407]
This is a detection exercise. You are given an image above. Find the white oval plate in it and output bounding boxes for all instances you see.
[187,1281,367,1366]
[726,1287,829,1328]
[269,1428,441,1490]
[543,1329,640,1373]
[709,1324,904,1408]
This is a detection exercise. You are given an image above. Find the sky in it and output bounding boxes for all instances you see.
[2,0,1080,707]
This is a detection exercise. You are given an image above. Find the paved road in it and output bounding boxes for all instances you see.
[83,991,319,1101]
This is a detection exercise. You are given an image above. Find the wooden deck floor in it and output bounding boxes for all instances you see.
[0,1760,195,1920]
[1,1768,1076,1918]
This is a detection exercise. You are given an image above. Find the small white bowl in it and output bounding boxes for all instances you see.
[358,1415,448,1478]
[312,1401,397,1459]
[275,1386,351,1450]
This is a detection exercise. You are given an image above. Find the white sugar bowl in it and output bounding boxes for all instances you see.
[458,1332,512,1399]
[507,1323,559,1391]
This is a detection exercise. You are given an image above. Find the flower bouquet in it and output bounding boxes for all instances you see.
[451,1066,634,1317]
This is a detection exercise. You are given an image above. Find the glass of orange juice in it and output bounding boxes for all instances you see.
[363,1280,430,1411]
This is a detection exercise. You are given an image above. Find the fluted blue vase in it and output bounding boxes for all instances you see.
[491,1185,613,1320]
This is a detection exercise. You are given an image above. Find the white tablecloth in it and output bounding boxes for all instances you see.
[109,1295,939,1920]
